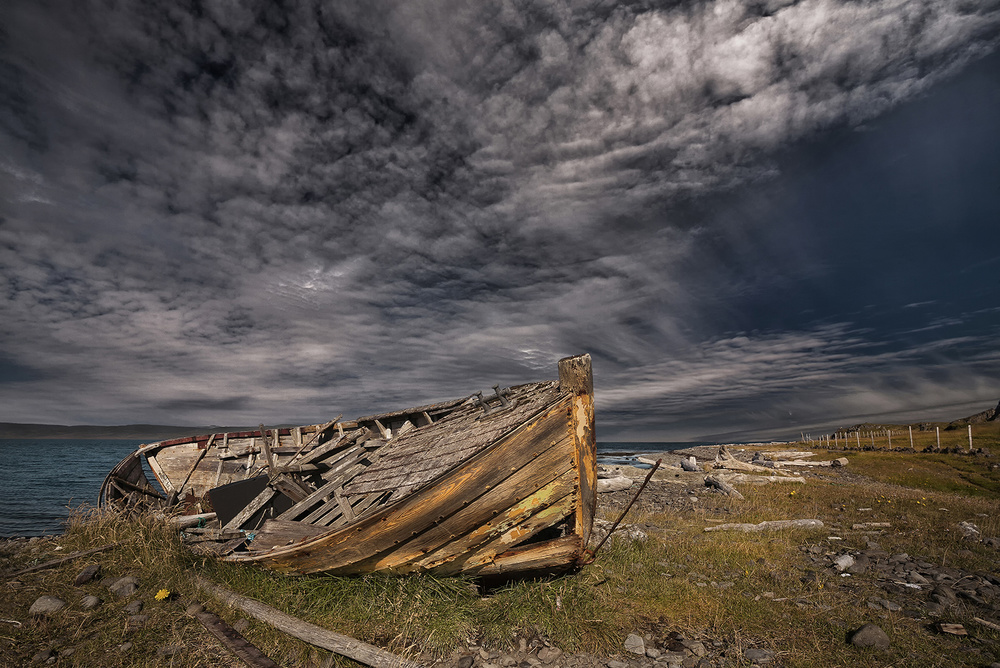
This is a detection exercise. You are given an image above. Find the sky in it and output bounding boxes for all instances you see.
[1,0,998,442]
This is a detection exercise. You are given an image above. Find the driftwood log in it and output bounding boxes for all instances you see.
[704,475,744,499]
[195,577,424,668]
[714,447,793,476]
[6,543,119,578]
[704,519,824,533]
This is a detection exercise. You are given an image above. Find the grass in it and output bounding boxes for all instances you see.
[2,443,999,667]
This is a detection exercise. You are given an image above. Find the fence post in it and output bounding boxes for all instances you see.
[909,425,913,448]
[969,424,973,451]
[856,431,861,448]
[936,426,940,448]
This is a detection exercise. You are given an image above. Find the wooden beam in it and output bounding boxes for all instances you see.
[145,454,175,494]
[194,608,281,668]
[195,577,424,668]
[223,487,277,531]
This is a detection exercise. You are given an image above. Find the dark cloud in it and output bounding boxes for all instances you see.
[0,0,997,437]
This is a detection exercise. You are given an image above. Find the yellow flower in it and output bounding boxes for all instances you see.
[154,589,171,601]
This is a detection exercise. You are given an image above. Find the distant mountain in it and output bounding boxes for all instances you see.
[0,423,253,440]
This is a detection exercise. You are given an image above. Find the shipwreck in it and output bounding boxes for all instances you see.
[99,354,598,579]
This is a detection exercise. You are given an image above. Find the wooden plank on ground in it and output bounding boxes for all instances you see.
[195,577,425,668]
[195,608,281,668]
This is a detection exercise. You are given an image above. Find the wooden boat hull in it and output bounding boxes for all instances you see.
[100,355,597,579]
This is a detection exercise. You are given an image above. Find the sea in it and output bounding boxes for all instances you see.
[0,438,706,537]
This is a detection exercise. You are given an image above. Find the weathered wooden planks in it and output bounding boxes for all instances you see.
[251,396,574,575]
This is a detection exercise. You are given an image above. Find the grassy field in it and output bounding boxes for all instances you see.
[2,436,999,666]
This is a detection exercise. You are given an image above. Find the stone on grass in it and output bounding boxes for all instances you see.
[537,647,562,664]
[623,633,645,655]
[73,564,101,586]
[109,576,139,598]
[124,600,143,615]
[850,623,890,650]
[127,614,149,625]
[80,595,102,610]
[607,661,629,668]
[743,648,774,664]
[457,655,474,668]
[833,554,855,572]
[29,595,66,616]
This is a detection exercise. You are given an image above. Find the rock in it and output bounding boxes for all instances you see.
[847,554,870,575]
[118,642,133,652]
[124,600,143,614]
[831,457,848,467]
[833,554,855,572]
[597,477,634,493]
[645,647,660,658]
[607,661,629,668]
[538,647,562,664]
[850,623,890,650]
[109,576,139,598]
[29,595,66,616]
[624,633,645,655]
[680,640,706,657]
[457,655,474,668]
[31,649,55,663]
[681,457,700,472]
[127,614,149,625]
[743,648,774,664]
[80,595,102,610]
[73,564,101,586]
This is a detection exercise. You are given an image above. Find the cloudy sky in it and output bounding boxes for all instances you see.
[1,0,998,442]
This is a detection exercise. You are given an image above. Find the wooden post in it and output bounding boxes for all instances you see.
[887,430,891,448]
[968,425,973,451]
[936,427,940,448]
[909,425,913,448]
[856,431,861,448]
[558,354,596,545]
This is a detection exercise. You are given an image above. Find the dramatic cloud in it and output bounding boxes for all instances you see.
[1,0,998,438]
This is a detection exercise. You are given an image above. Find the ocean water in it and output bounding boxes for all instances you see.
[0,438,705,536]
[0,439,143,536]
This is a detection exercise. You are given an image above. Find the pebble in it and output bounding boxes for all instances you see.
[537,647,562,664]
[127,614,149,625]
[607,661,628,668]
[850,623,890,650]
[109,575,139,598]
[457,655,474,668]
[624,633,645,655]
[29,595,66,616]
[73,563,101,586]
[124,600,143,614]
[743,648,774,664]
